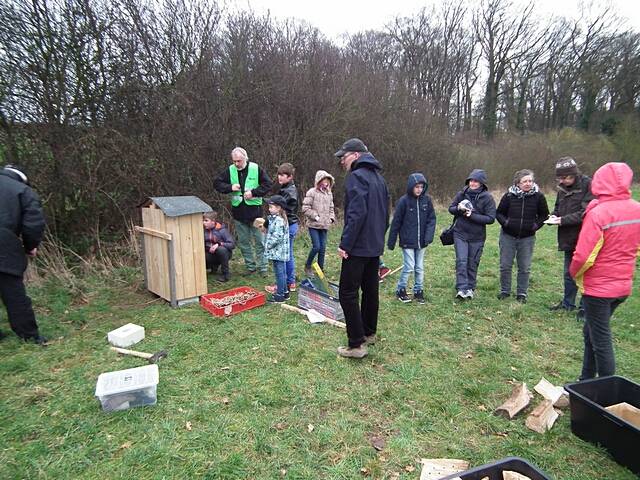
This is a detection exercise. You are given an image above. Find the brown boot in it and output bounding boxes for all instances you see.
[363,334,377,346]
[337,345,368,359]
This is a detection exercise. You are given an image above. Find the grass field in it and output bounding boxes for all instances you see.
[1,208,639,479]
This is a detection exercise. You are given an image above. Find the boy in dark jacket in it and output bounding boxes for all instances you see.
[0,165,47,344]
[448,169,496,299]
[496,169,549,302]
[387,173,436,304]
[266,163,299,293]
[203,211,235,282]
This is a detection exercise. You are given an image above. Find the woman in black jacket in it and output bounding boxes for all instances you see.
[495,169,549,303]
[448,169,496,299]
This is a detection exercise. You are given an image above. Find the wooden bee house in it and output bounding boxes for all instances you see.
[136,196,212,306]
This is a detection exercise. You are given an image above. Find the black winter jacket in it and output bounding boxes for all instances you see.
[277,181,298,225]
[340,153,390,257]
[552,175,593,251]
[0,169,46,276]
[448,170,496,242]
[214,163,273,223]
[496,186,549,238]
[387,173,436,250]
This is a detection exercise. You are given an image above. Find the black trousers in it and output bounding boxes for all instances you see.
[0,272,40,339]
[205,246,232,275]
[339,255,379,348]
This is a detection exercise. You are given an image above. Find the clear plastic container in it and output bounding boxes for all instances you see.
[95,364,159,412]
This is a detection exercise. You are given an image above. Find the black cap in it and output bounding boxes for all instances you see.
[334,138,368,159]
[266,195,287,210]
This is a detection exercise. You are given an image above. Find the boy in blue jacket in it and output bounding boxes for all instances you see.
[387,173,436,303]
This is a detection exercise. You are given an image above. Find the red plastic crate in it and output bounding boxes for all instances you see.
[200,286,265,317]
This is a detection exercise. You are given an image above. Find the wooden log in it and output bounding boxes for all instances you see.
[534,377,569,408]
[503,472,532,480]
[525,399,559,433]
[419,459,469,480]
[494,383,533,419]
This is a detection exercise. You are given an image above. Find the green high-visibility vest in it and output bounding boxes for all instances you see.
[229,162,262,207]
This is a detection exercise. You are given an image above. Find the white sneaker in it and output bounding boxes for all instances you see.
[456,290,466,299]
[465,289,474,299]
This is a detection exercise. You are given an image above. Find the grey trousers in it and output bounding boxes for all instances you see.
[499,231,535,297]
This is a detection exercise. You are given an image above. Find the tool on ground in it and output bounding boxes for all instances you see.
[111,346,168,364]
[311,262,331,294]
[281,303,346,329]
[387,265,403,276]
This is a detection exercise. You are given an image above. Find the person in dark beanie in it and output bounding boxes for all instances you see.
[496,169,549,303]
[569,162,640,379]
[448,169,496,299]
[546,157,593,317]
[0,165,47,344]
[335,138,389,359]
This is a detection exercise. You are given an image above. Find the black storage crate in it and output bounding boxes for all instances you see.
[438,457,551,480]
[564,375,640,475]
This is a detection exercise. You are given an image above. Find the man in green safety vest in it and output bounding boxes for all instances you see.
[214,147,273,275]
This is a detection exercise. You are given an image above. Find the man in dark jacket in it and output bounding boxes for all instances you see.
[387,173,437,304]
[448,169,496,299]
[0,165,47,344]
[214,147,272,275]
[546,157,594,315]
[496,169,549,302]
[335,138,389,359]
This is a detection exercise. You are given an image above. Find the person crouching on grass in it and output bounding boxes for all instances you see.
[264,195,290,303]
[203,211,235,282]
[386,173,436,304]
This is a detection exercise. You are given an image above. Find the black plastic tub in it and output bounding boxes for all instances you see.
[564,375,640,475]
[438,457,551,480]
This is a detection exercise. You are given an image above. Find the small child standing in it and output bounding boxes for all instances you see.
[386,173,436,304]
[301,170,335,275]
[264,195,290,303]
[203,211,235,282]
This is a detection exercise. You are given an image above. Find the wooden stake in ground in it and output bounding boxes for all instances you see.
[525,399,559,433]
[419,459,469,480]
[494,383,533,419]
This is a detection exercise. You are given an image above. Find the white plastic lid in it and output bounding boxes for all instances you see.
[95,364,159,397]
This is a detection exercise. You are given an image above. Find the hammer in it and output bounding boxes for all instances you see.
[110,346,168,364]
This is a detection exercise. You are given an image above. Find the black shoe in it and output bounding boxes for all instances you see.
[23,335,48,346]
[267,293,290,303]
[516,294,527,304]
[576,308,585,322]
[413,290,425,304]
[396,288,411,303]
[218,274,229,283]
[211,266,220,275]
[549,301,575,311]
[497,292,510,300]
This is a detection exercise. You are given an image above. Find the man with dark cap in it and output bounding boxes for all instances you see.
[334,138,389,359]
[546,157,593,318]
[0,165,47,344]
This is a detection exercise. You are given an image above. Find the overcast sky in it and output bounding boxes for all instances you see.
[235,0,640,42]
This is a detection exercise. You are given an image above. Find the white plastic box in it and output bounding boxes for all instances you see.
[107,323,145,347]
[95,364,159,412]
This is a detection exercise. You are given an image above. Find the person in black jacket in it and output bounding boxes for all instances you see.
[545,157,594,317]
[496,169,549,303]
[203,211,236,282]
[0,165,47,344]
[335,138,389,359]
[448,169,496,300]
[214,147,272,276]
[387,173,436,304]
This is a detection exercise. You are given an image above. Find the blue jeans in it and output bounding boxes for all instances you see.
[453,235,485,291]
[580,295,626,380]
[272,260,288,300]
[306,228,328,270]
[562,250,581,309]
[499,231,535,297]
[286,223,299,285]
[397,248,426,293]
